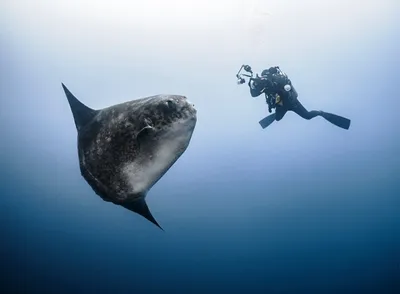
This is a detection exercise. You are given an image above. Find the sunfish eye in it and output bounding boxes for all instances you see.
[161,100,177,116]
[166,100,174,109]
[157,101,170,112]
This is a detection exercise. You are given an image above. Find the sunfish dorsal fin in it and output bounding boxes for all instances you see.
[61,83,98,131]
[120,198,164,231]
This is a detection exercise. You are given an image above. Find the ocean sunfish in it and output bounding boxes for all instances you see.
[62,83,197,230]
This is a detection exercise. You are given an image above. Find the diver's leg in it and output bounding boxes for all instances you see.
[275,106,287,121]
[289,98,351,129]
[289,99,322,120]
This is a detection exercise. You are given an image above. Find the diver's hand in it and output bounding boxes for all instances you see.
[249,78,259,89]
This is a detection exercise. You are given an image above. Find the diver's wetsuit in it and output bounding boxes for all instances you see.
[249,72,322,122]
[274,95,322,121]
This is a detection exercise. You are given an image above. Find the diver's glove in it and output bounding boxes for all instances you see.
[249,78,259,89]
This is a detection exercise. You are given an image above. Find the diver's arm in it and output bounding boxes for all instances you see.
[248,78,264,97]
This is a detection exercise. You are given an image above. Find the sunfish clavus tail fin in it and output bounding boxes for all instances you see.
[61,83,99,131]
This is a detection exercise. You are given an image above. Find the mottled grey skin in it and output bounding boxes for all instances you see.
[62,84,197,230]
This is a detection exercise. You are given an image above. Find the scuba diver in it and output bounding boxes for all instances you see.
[236,65,351,130]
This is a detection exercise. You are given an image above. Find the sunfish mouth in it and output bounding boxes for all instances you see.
[182,96,195,109]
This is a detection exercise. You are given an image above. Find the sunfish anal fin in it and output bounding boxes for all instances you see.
[120,198,164,231]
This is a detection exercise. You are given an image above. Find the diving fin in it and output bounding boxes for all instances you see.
[120,198,164,231]
[259,113,276,129]
[320,112,351,130]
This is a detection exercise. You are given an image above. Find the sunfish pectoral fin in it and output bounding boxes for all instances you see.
[61,83,99,131]
[120,198,164,231]
[136,125,156,149]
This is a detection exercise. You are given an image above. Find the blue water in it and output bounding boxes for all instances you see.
[1,1,399,293]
